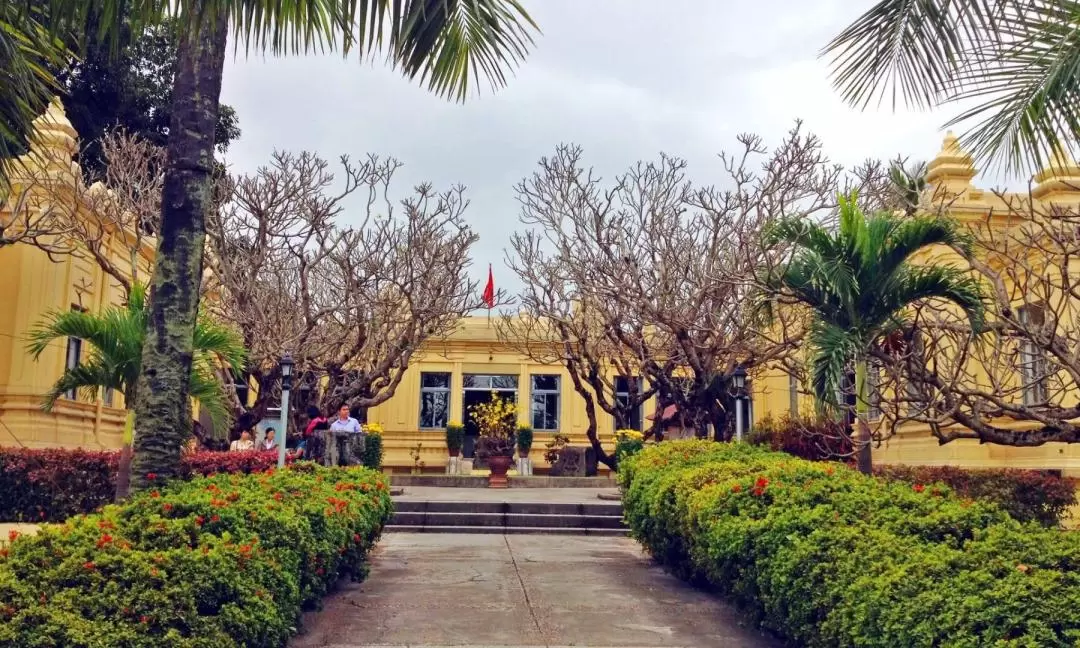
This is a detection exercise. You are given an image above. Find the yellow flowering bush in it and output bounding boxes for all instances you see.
[363,423,383,436]
[613,429,645,466]
[471,393,517,458]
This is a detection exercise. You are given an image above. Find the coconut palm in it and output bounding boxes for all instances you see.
[16,0,538,488]
[825,0,1080,176]
[27,282,245,498]
[765,192,985,473]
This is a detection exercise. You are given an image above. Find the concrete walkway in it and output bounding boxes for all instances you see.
[290,534,779,648]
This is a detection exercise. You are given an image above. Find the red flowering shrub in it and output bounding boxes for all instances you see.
[876,463,1077,527]
[619,441,1080,647]
[0,448,118,522]
[0,449,297,523]
[747,414,853,461]
[0,463,392,646]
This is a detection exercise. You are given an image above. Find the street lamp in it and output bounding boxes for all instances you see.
[277,353,295,469]
[732,364,748,442]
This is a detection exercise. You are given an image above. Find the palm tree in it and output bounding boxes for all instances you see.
[17,1,538,489]
[27,282,245,498]
[765,192,985,473]
[824,1,1080,176]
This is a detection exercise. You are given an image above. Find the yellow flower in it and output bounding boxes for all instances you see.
[615,429,644,442]
[364,423,384,436]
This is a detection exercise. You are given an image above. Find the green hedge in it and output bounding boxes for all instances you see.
[619,441,1080,647]
[0,462,393,647]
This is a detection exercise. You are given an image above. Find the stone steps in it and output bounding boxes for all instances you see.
[388,499,627,536]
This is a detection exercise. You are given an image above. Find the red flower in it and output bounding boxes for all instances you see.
[7,530,19,543]
[353,533,361,543]
[273,492,283,501]
[150,491,160,499]
[140,615,149,624]
[913,484,925,493]
[162,503,173,512]
[755,477,769,490]
[195,516,205,526]
[210,514,220,523]
[146,472,156,481]
[96,533,113,548]
[731,484,742,493]
[83,561,96,570]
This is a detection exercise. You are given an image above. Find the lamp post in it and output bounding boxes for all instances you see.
[277,353,294,469]
[732,364,747,442]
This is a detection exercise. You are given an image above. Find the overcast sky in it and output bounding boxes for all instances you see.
[219,0,974,296]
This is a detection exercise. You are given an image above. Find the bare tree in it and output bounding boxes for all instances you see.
[877,189,1080,446]
[504,123,887,465]
[206,151,497,437]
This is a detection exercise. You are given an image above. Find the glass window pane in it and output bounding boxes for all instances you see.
[531,394,545,430]
[422,372,450,389]
[420,392,449,428]
[492,375,518,390]
[545,394,559,430]
[532,375,558,392]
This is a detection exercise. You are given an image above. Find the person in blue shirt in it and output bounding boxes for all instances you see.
[328,404,364,465]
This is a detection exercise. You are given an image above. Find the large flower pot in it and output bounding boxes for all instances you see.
[487,455,513,488]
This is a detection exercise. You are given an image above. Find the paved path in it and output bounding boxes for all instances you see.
[290,533,779,648]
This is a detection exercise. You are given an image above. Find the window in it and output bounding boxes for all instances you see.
[530,375,560,431]
[866,362,882,420]
[103,387,115,407]
[64,336,82,400]
[1019,306,1049,406]
[419,372,451,429]
[614,375,643,431]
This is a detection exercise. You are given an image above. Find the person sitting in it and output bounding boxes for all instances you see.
[258,427,278,452]
[230,429,256,452]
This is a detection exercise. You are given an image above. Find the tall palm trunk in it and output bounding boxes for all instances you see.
[853,357,873,474]
[131,14,228,489]
[114,409,135,500]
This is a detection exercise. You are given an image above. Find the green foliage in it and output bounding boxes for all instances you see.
[515,424,533,455]
[26,282,245,431]
[56,16,241,179]
[766,194,985,417]
[619,441,1080,647]
[445,422,465,454]
[825,0,1080,175]
[361,432,383,471]
[613,429,645,467]
[0,462,392,646]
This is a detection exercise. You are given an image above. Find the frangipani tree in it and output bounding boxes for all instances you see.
[765,192,985,473]
[27,282,245,498]
[19,0,538,489]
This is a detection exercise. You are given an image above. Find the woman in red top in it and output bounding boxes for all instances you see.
[300,406,328,459]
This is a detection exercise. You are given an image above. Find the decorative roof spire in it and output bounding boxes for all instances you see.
[30,97,78,160]
[926,131,976,194]
[1032,153,1080,202]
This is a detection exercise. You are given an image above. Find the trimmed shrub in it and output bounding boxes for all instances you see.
[0,449,297,523]
[0,462,392,647]
[747,414,852,461]
[619,441,1080,647]
[0,448,117,523]
[361,425,384,471]
[876,463,1077,527]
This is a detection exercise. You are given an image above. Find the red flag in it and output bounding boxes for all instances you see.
[482,265,495,308]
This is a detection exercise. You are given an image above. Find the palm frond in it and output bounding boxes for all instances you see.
[41,359,118,411]
[875,213,974,278]
[945,2,1080,174]
[807,320,858,416]
[882,264,987,331]
[193,316,246,370]
[26,309,109,358]
[189,366,230,431]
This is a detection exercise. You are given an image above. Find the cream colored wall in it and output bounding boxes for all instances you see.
[0,102,150,449]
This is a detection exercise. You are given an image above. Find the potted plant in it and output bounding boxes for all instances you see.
[516,423,534,458]
[471,392,517,488]
[445,421,465,457]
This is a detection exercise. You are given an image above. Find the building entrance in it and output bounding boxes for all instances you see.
[462,374,518,462]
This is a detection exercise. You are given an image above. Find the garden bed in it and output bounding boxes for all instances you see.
[619,441,1080,647]
[0,462,392,647]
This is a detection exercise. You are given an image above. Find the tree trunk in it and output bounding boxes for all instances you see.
[131,15,228,489]
[853,358,873,474]
[114,409,135,500]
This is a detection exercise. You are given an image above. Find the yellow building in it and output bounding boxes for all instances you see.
[5,103,1080,476]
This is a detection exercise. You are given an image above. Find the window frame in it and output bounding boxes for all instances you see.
[419,371,451,429]
[530,374,561,431]
[614,375,644,431]
[1018,305,1049,406]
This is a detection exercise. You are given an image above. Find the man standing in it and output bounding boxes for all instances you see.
[328,404,364,466]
